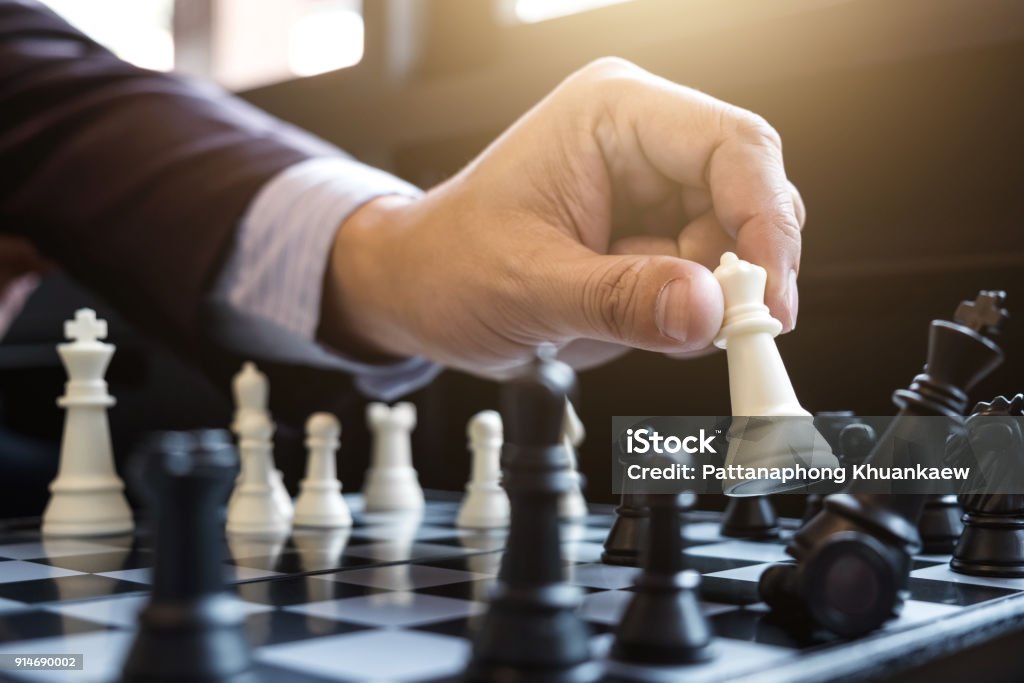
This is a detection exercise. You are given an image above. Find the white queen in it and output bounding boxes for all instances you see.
[712,253,839,495]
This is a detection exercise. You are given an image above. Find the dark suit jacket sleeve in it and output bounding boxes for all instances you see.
[0,0,342,352]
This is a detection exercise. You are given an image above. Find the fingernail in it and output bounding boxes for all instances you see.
[784,269,799,331]
[656,278,691,344]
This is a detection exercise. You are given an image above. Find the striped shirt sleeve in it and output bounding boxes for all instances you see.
[208,157,441,401]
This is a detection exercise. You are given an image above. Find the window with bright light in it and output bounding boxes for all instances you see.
[39,0,175,71]
[288,3,364,77]
[512,0,634,23]
[37,0,364,91]
[213,0,363,89]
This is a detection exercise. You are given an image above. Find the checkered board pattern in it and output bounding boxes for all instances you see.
[2,494,1024,683]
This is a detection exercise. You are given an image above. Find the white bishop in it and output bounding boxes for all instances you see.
[230,362,292,520]
[227,413,291,536]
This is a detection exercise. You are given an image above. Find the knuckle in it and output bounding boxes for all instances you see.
[769,187,804,239]
[566,57,642,100]
[769,211,803,250]
[730,110,782,150]
[585,258,650,340]
[579,56,638,80]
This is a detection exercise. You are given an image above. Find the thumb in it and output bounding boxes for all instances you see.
[538,252,724,352]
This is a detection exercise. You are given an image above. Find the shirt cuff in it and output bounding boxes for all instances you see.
[209,157,441,401]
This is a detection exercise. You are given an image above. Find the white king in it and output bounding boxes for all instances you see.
[712,254,837,495]
[42,309,134,536]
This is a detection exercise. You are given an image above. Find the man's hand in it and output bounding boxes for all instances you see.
[323,58,805,376]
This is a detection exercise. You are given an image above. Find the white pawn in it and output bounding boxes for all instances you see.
[230,362,292,521]
[362,402,424,512]
[559,400,588,520]
[227,413,291,536]
[293,413,352,528]
[42,309,134,537]
[456,410,509,529]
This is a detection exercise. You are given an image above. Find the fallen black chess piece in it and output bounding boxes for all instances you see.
[759,493,922,637]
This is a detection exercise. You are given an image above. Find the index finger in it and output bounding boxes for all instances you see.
[705,111,802,331]
[592,64,802,330]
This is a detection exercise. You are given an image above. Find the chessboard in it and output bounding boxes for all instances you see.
[2,493,1024,683]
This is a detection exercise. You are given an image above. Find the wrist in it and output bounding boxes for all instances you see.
[319,194,421,362]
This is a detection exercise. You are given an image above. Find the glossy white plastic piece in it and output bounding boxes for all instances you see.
[229,362,292,521]
[43,309,134,537]
[713,253,837,495]
[294,412,352,528]
[227,413,292,536]
[559,400,588,520]
[362,402,425,512]
[713,252,808,417]
[456,410,509,529]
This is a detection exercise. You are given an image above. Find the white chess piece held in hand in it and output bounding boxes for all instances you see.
[713,253,838,495]
[713,252,806,418]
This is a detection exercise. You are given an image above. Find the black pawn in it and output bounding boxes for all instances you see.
[837,422,878,468]
[952,394,1024,576]
[122,431,257,683]
[721,496,779,539]
[804,413,866,523]
[814,411,859,449]
[801,423,877,524]
[603,420,655,566]
[612,490,712,664]
[602,492,649,566]
[465,350,598,683]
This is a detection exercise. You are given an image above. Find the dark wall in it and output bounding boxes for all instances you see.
[240,0,1024,512]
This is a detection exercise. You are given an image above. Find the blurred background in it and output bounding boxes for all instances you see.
[2,0,1023,518]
